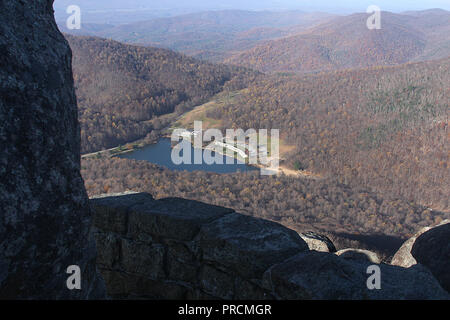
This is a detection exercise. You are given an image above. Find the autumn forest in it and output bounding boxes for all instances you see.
[61,8,450,258]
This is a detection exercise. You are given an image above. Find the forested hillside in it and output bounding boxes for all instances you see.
[80,56,449,251]
[226,10,450,73]
[67,35,257,153]
[72,34,449,214]
[208,57,449,210]
[70,10,449,259]
[81,157,449,258]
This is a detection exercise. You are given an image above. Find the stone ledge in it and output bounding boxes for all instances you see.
[90,193,449,300]
[91,192,308,299]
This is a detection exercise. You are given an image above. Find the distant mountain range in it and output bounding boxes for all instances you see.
[226,9,450,73]
[60,9,450,71]
[60,9,449,255]
[59,10,337,62]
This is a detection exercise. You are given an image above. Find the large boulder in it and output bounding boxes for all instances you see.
[194,212,309,279]
[392,220,450,293]
[410,222,450,293]
[263,251,449,300]
[0,1,105,298]
[391,225,438,268]
[91,193,309,299]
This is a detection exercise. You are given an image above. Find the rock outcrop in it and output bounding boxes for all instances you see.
[91,193,308,299]
[263,251,448,300]
[392,220,449,293]
[336,249,381,264]
[411,222,450,293]
[0,0,105,298]
[391,224,437,268]
[300,231,337,252]
[91,193,449,300]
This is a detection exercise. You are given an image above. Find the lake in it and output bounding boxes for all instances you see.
[118,138,259,174]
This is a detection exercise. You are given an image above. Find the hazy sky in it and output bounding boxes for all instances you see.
[53,0,450,24]
[54,0,450,12]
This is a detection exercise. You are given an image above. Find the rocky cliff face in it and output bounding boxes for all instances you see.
[0,0,105,298]
[91,193,449,300]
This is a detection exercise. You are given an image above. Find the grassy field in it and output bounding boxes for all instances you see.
[171,90,246,130]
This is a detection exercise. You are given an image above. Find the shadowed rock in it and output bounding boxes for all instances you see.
[91,193,449,300]
[91,193,308,299]
[411,221,450,293]
[392,220,450,293]
[0,0,105,298]
[262,251,449,300]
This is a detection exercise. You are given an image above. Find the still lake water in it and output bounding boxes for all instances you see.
[118,138,258,174]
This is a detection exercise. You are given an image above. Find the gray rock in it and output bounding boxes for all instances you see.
[411,221,450,293]
[391,225,435,268]
[92,192,155,235]
[0,0,105,299]
[198,265,235,299]
[128,197,234,241]
[392,220,450,293]
[300,231,337,252]
[120,239,166,279]
[95,233,121,269]
[165,239,198,282]
[194,212,309,279]
[263,251,449,300]
[91,194,307,299]
[336,249,381,264]
[91,194,450,300]
[100,270,191,299]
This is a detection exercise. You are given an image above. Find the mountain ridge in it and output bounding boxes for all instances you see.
[226,10,450,73]
[60,10,337,62]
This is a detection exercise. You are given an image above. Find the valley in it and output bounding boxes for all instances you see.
[66,8,449,258]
